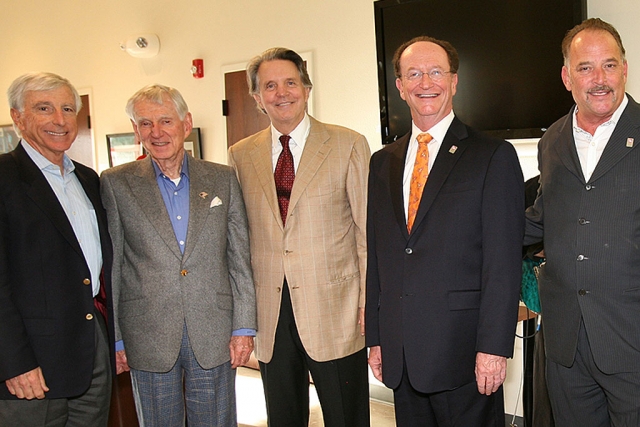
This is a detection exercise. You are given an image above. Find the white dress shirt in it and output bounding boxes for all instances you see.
[270,113,311,173]
[403,110,455,221]
[21,140,102,296]
[573,95,628,182]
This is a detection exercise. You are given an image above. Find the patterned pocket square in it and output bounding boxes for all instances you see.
[210,196,223,208]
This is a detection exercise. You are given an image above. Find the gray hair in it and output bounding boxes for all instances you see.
[7,72,82,136]
[125,84,189,122]
[246,47,313,96]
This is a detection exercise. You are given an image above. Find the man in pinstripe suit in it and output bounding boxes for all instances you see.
[525,18,640,426]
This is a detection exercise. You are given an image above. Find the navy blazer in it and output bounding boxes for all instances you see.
[525,95,640,373]
[0,143,114,399]
[366,117,524,393]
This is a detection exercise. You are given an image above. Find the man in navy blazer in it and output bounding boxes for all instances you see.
[366,37,524,426]
[0,73,114,426]
[525,18,640,426]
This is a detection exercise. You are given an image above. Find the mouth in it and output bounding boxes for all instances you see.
[587,86,613,96]
[417,93,439,99]
[151,141,170,147]
[45,130,68,136]
[275,100,294,107]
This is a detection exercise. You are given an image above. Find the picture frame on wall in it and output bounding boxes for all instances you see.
[184,128,202,159]
[106,133,142,167]
[0,124,19,154]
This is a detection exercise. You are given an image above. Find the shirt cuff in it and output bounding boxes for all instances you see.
[232,328,256,336]
[115,340,125,352]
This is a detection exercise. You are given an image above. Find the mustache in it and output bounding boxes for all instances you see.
[587,85,613,94]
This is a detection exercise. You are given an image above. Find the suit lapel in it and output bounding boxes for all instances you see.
[248,128,283,228]
[389,134,410,239]
[13,144,85,259]
[126,158,182,259]
[287,118,331,218]
[589,96,640,182]
[410,118,468,235]
[183,156,214,262]
[552,110,585,183]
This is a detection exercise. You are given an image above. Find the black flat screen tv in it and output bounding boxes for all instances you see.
[375,0,587,143]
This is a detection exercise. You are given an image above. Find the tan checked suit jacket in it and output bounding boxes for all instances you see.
[228,117,369,363]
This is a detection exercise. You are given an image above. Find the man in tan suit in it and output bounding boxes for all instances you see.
[228,47,370,426]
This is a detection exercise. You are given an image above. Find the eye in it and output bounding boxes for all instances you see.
[287,80,297,87]
[63,107,76,113]
[265,82,276,90]
[430,69,443,78]
[406,71,422,80]
[604,63,618,71]
[140,121,152,127]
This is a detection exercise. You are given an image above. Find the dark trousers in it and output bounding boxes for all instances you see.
[546,320,640,427]
[0,311,112,427]
[393,355,504,427]
[259,281,370,427]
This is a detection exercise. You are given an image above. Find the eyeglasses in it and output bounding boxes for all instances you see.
[403,69,452,82]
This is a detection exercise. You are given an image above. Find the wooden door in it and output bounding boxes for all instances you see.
[224,70,270,148]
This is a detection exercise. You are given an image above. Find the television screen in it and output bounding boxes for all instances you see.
[375,0,587,143]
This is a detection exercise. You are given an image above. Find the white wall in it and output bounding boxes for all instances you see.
[1,0,638,418]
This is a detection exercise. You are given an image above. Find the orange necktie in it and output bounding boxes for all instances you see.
[407,132,432,233]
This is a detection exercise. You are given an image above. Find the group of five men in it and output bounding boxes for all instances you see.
[1,16,638,427]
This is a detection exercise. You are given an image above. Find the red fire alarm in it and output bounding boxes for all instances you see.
[191,59,204,79]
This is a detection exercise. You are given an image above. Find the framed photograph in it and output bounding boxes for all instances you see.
[106,133,142,167]
[184,128,202,159]
[0,124,19,154]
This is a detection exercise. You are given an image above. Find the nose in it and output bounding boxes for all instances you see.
[419,72,435,87]
[592,67,606,83]
[52,109,66,126]
[276,84,289,97]
[150,123,163,138]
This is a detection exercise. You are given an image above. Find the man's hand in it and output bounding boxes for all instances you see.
[229,335,254,369]
[475,352,507,395]
[358,307,365,336]
[5,367,49,399]
[116,350,130,375]
[368,346,383,382]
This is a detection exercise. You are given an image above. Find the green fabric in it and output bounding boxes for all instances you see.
[521,258,543,313]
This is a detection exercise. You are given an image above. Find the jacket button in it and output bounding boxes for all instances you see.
[276,287,281,293]
[576,254,586,261]
[181,269,188,276]
[585,184,592,190]
[578,218,590,225]
[405,248,413,255]
[83,278,91,285]
[578,289,588,296]
[86,313,94,320]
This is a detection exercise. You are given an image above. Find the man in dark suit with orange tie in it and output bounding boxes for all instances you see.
[0,72,114,426]
[366,36,524,426]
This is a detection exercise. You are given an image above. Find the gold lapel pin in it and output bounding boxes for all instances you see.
[449,145,458,154]
[626,138,634,148]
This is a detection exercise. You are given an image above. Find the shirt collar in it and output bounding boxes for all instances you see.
[410,110,455,144]
[151,151,190,180]
[572,94,628,133]
[21,139,75,175]
[271,113,311,151]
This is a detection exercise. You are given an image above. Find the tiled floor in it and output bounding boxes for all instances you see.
[236,367,396,427]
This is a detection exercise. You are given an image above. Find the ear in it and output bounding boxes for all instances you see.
[451,73,458,97]
[253,93,264,111]
[183,112,193,135]
[395,78,406,101]
[10,109,25,132]
[561,66,572,92]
